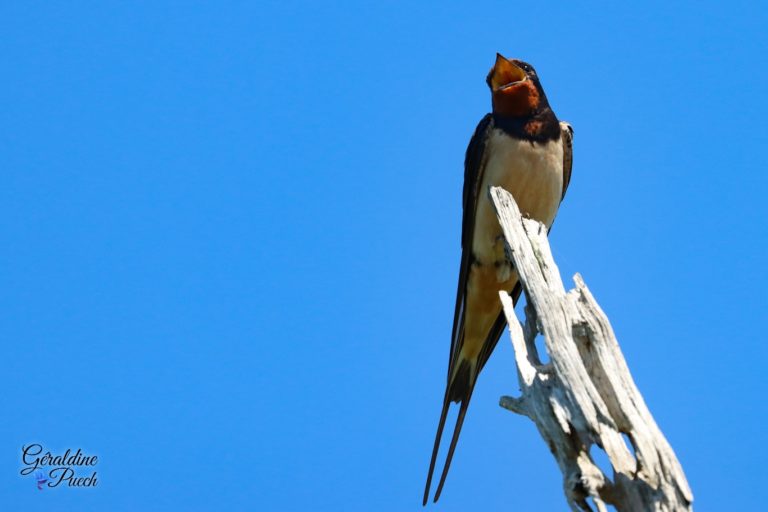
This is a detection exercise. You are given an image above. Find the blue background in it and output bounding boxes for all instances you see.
[1,1,766,510]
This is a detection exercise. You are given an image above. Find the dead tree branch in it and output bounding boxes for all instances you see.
[489,186,693,512]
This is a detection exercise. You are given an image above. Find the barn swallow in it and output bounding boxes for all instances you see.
[424,54,574,504]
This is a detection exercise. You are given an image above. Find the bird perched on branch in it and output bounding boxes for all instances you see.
[424,53,573,504]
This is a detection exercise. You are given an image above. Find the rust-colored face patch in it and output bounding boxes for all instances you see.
[492,80,540,117]
[487,54,540,117]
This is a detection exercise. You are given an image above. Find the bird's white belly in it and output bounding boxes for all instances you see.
[472,130,564,267]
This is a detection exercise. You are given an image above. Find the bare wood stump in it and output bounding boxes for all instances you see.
[489,186,693,512]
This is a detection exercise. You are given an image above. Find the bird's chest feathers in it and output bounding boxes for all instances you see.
[471,130,564,271]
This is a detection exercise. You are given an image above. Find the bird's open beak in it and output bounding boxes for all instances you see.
[488,54,527,91]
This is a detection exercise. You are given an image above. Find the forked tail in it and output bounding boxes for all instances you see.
[423,360,476,505]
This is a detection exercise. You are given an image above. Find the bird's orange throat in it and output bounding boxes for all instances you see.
[492,81,540,117]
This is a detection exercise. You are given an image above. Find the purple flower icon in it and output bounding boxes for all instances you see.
[34,470,47,491]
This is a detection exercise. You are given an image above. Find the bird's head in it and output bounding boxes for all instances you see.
[486,54,548,117]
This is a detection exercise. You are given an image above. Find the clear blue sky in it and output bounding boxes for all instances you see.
[1,1,766,510]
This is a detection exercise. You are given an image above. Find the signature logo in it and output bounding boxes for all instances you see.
[34,471,47,491]
[21,444,99,490]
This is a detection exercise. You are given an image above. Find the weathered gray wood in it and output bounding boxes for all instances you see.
[490,186,693,512]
